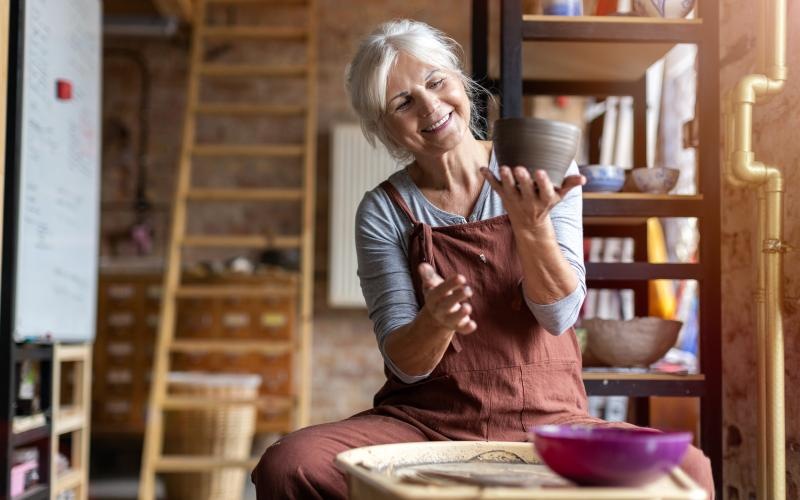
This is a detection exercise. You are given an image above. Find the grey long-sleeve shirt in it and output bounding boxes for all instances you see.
[355,153,586,383]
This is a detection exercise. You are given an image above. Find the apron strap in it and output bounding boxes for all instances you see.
[380,181,418,225]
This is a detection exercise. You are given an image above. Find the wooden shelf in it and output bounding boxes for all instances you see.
[486,0,723,493]
[53,468,83,494]
[521,15,703,43]
[523,40,672,82]
[583,370,706,397]
[586,262,703,281]
[583,194,704,217]
[54,407,85,435]
[516,16,703,82]
[13,344,52,361]
[11,484,48,500]
[11,414,49,446]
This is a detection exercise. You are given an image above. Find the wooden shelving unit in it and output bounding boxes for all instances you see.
[2,345,53,500]
[472,0,722,494]
[50,344,92,500]
[1,344,92,500]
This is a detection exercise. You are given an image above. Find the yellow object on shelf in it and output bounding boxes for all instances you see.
[647,217,676,319]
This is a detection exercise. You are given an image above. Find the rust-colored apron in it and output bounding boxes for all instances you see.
[370,181,589,441]
[252,181,714,499]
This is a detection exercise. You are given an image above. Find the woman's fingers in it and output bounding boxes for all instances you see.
[418,263,445,291]
[438,285,472,312]
[443,303,477,334]
[498,166,520,198]
[456,319,478,334]
[513,166,536,198]
[481,167,503,195]
[556,174,586,198]
[417,264,477,331]
[534,169,556,202]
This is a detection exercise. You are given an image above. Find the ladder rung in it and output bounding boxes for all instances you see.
[154,456,259,472]
[182,234,302,248]
[185,188,303,201]
[194,103,306,116]
[162,395,293,411]
[201,26,307,39]
[200,64,307,78]
[170,339,293,354]
[175,284,297,298]
[192,144,304,156]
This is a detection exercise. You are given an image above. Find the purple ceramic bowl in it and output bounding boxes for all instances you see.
[530,425,692,486]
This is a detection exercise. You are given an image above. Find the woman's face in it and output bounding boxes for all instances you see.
[382,52,470,159]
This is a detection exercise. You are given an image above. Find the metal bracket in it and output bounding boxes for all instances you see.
[763,239,794,253]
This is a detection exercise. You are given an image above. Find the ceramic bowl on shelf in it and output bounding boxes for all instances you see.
[529,425,693,486]
[542,0,583,15]
[492,117,581,188]
[631,167,680,194]
[578,165,625,193]
[632,0,696,18]
[582,317,682,367]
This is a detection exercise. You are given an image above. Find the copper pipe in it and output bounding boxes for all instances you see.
[756,188,767,499]
[724,0,788,498]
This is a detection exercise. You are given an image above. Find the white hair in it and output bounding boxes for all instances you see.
[345,19,489,163]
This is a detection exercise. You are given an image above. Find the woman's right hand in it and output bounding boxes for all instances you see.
[418,263,477,334]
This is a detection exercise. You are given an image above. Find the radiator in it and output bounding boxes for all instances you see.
[329,123,400,307]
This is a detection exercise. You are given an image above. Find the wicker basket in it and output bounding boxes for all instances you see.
[164,372,262,500]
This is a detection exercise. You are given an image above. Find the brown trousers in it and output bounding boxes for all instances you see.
[252,182,715,499]
[252,410,714,499]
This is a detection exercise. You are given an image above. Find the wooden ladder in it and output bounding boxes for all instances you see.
[138,0,318,497]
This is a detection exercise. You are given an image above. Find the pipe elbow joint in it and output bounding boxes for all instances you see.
[764,165,784,192]
[734,75,767,103]
[731,151,766,184]
[765,77,785,96]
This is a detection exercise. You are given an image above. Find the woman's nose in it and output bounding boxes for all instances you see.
[418,91,439,117]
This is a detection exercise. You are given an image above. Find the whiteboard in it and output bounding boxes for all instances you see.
[13,0,102,342]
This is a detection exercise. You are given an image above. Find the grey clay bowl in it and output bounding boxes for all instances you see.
[493,117,581,188]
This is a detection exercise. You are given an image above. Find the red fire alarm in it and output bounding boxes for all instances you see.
[56,79,72,100]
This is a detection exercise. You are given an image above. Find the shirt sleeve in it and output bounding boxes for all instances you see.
[355,189,433,383]
[523,160,587,335]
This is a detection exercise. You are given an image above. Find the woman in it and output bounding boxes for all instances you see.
[252,19,714,499]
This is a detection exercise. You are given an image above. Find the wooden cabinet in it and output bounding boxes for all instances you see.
[472,0,722,493]
[93,270,299,436]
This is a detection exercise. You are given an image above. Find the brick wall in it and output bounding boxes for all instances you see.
[101,2,474,424]
[719,0,800,498]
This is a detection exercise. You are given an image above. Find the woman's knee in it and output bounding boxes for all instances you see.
[680,445,715,499]
[253,436,301,486]
[251,430,344,499]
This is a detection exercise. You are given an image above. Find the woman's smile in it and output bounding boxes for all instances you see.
[422,112,452,133]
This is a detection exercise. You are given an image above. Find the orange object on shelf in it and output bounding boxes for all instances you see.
[595,0,618,15]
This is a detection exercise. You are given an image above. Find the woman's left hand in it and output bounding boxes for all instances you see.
[481,165,585,232]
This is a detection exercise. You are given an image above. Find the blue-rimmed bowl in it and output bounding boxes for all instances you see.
[530,425,692,486]
[578,165,625,193]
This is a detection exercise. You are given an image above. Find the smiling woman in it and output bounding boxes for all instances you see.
[250,19,714,500]
[344,19,487,164]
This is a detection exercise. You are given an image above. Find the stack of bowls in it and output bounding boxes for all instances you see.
[492,117,581,188]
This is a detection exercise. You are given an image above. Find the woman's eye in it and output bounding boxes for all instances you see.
[429,78,445,88]
[396,100,410,111]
